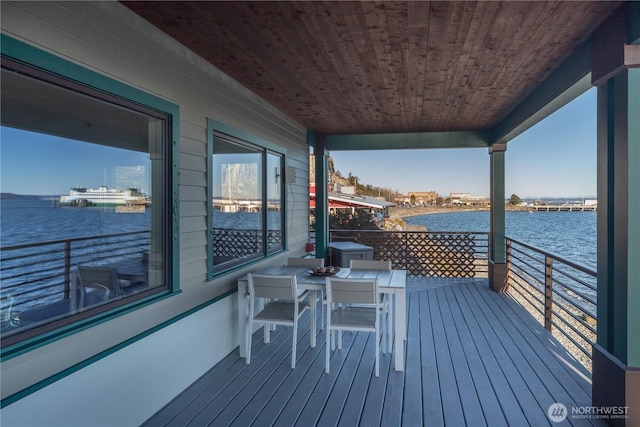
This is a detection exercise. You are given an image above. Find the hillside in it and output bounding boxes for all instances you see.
[0,193,44,200]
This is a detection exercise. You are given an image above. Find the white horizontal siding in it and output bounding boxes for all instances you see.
[179,170,207,187]
[180,230,207,250]
[0,1,310,424]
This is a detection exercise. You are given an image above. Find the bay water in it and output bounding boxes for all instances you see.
[2,200,597,310]
[1,199,150,247]
[403,210,597,269]
[2,200,597,270]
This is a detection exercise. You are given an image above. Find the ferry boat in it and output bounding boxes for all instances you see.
[59,186,147,206]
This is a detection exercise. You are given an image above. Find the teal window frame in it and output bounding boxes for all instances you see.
[0,34,180,358]
[207,118,287,279]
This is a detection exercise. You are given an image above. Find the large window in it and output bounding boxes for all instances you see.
[0,38,178,351]
[209,124,285,275]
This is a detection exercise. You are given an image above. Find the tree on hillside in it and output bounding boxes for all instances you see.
[329,209,379,230]
[508,194,522,206]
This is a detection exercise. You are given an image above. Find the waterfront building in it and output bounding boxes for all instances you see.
[407,191,437,206]
[309,184,395,216]
[1,2,638,426]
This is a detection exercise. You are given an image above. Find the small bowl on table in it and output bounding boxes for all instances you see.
[309,266,337,276]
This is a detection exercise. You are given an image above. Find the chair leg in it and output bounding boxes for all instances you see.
[325,318,331,373]
[292,320,297,369]
[375,322,380,377]
[246,328,252,365]
[320,291,324,330]
[264,323,271,343]
[381,305,386,354]
[246,299,254,364]
[310,291,316,348]
[388,295,393,352]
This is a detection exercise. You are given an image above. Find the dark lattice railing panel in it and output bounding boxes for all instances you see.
[212,228,283,258]
[266,229,283,247]
[212,228,262,258]
[422,233,477,277]
[329,230,489,278]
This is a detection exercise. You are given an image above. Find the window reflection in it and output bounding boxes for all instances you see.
[210,135,284,272]
[0,59,170,347]
[267,152,284,253]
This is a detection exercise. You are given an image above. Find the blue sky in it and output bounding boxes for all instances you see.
[0,130,149,195]
[330,88,597,199]
[2,88,596,198]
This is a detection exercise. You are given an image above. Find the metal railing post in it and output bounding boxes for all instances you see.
[64,240,71,299]
[544,255,553,332]
[506,239,512,284]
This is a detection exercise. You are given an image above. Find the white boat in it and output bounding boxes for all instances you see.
[59,186,146,206]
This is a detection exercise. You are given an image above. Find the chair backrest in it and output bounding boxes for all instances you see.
[285,257,324,268]
[248,273,297,300]
[326,277,378,305]
[77,266,121,297]
[349,259,391,270]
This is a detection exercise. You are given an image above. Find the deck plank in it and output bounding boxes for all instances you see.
[439,286,487,426]
[312,331,369,426]
[188,323,296,425]
[358,335,395,426]
[461,283,553,426]
[453,283,530,425]
[430,288,467,426]
[487,288,593,398]
[144,278,601,427]
[400,288,423,426]
[478,287,598,427]
[274,331,364,426]
[418,290,445,426]
[444,286,507,427]
[336,332,385,427]
[236,330,325,426]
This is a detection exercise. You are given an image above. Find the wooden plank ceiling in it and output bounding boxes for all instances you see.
[123,1,621,136]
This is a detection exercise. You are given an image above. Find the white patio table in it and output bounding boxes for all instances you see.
[237,265,407,371]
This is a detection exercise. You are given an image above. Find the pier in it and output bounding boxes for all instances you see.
[529,204,596,212]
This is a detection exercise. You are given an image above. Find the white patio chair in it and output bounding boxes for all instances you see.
[77,266,123,310]
[285,257,324,268]
[325,277,381,377]
[286,257,325,327]
[349,259,392,353]
[246,273,311,369]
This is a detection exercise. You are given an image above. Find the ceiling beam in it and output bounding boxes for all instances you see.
[490,40,592,145]
[325,131,490,151]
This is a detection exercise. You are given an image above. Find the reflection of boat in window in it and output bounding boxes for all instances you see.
[59,186,147,206]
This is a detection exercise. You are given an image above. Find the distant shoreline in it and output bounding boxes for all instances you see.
[389,206,491,220]
[0,193,59,200]
[388,204,592,221]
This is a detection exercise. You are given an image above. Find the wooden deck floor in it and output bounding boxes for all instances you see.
[144,278,601,426]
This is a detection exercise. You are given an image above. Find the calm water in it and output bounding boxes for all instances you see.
[404,210,597,269]
[2,200,597,310]
[1,199,150,247]
[2,200,596,268]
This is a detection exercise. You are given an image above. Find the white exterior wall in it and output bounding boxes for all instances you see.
[0,2,311,425]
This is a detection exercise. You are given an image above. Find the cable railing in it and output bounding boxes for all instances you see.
[505,237,596,371]
[1,231,150,327]
[3,228,594,371]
